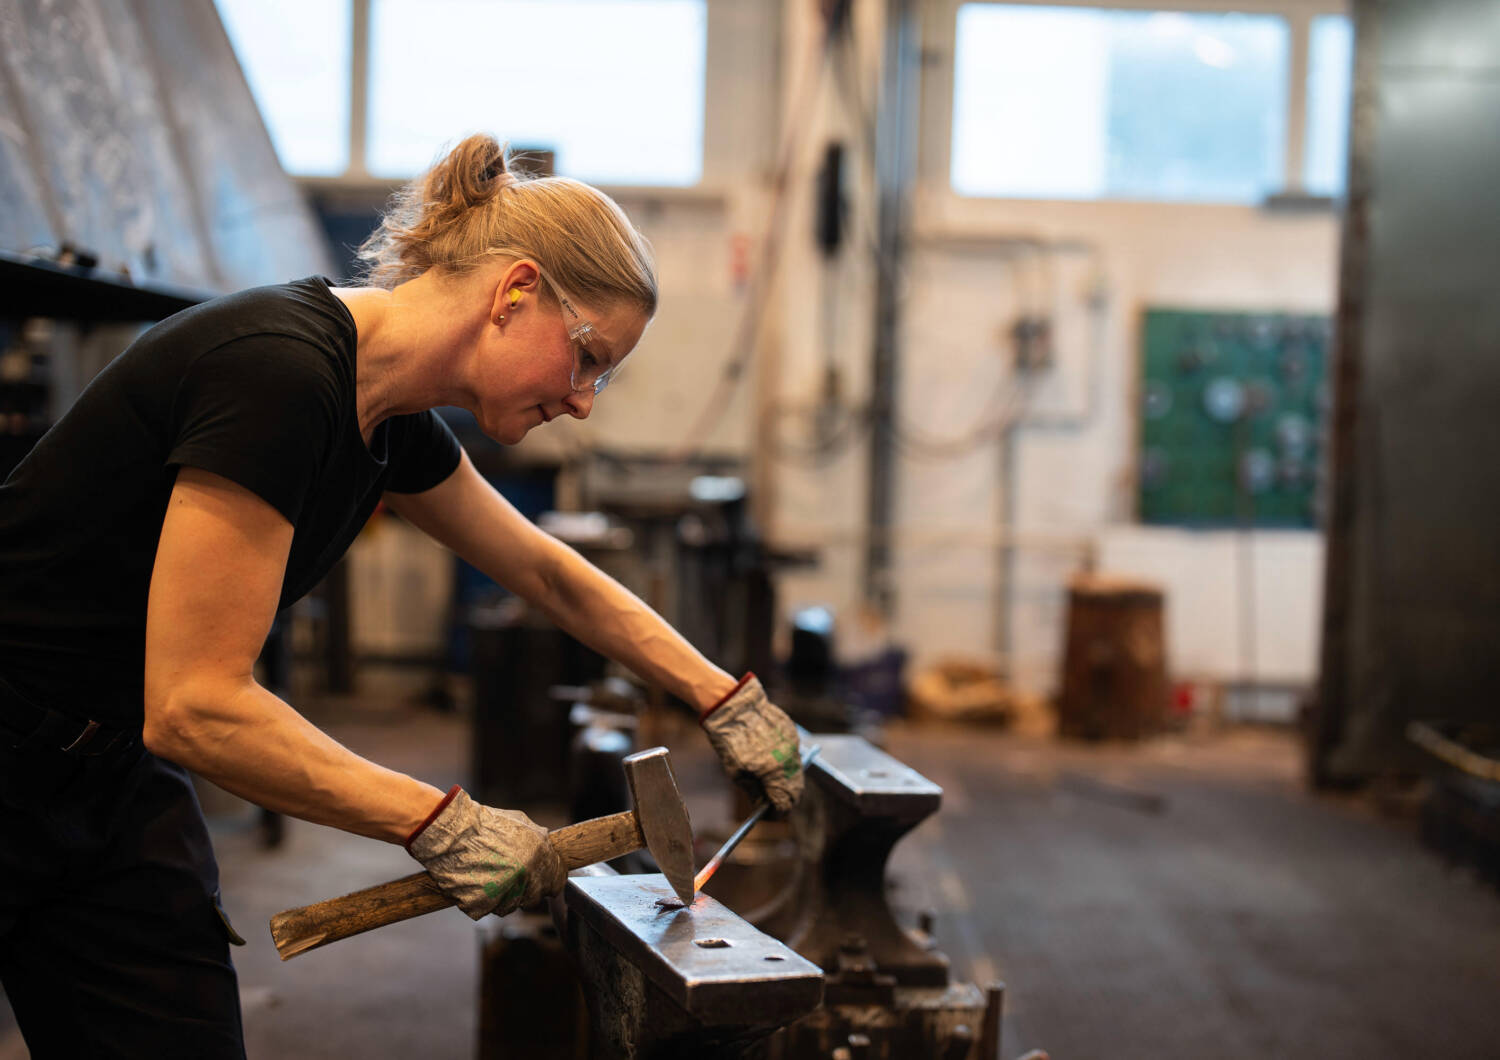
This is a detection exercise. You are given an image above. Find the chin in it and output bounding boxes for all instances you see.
[476,412,528,446]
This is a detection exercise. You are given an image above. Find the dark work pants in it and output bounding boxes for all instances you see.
[0,704,246,1059]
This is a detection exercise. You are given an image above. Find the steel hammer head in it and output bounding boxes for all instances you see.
[623,747,696,904]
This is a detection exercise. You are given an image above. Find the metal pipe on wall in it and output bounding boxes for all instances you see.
[863,0,921,617]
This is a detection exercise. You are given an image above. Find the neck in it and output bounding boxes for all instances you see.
[333,271,485,443]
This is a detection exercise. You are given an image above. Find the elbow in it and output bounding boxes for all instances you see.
[141,681,193,761]
[141,675,237,763]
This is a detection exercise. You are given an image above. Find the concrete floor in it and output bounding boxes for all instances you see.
[4,701,1500,1058]
[885,725,1500,1059]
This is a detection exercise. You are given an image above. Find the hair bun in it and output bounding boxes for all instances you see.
[356,132,656,312]
[480,156,510,184]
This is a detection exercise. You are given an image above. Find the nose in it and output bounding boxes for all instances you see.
[564,388,594,420]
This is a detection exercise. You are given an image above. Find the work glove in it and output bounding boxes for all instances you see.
[406,787,565,919]
[701,674,805,813]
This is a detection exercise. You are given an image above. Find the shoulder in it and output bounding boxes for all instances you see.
[141,276,356,368]
[178,333,346,422]
[171,324,351,449]
[197,276,353,329]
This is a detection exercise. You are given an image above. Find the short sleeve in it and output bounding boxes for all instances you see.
[384,410,463,494]
[167,337,342,525]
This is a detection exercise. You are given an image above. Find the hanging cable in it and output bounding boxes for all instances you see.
[675,1,1045,470]
[667,11,849,462]
[887,374,1032,461]
[764,398,870,468]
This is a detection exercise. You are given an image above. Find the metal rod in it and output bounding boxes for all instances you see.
[863,0,921,617]
[694,744,821,892]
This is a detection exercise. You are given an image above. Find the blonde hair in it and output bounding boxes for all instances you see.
[358,134,657,317]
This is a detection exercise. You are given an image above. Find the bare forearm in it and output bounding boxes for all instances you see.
[531,548,736,714]
[145,680,444,843]
[383,461,738,713]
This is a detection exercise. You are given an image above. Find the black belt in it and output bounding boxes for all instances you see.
[0,674,139,756]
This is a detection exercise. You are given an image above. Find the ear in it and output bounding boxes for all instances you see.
[488,280,509,327]
[491,259,545,325]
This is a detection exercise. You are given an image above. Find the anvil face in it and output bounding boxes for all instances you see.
[565,874,824,1024]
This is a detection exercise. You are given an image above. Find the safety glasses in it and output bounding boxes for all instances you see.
[538,271,615,396]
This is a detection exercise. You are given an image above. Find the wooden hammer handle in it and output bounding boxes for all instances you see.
[268,810,643,960]
[550,809,645,869]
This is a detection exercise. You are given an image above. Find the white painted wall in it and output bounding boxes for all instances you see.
[1096,527,1325,684]
[894,198,1339,694]
[519,0,1344,697]
[898,3,1336,695]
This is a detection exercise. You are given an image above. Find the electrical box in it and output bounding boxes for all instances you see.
[1137,308,1329,528]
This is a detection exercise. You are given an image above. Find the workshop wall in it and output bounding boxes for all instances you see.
[763,0,1340,700]
[517,0,1339,700]
[916,200,1334,694]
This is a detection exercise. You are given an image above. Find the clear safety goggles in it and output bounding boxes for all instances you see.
[538,270,615,396]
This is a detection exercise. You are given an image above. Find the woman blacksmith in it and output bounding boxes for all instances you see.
[0,134,803,1057]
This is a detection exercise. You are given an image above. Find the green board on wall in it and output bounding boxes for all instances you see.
[1138,308,1329,528]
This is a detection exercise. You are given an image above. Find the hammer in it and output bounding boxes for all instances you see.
[268,746,694,960]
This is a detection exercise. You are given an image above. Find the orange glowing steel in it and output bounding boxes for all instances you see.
[691,744,821,898]
[693,857,725,893]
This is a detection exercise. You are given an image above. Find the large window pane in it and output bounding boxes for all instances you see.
[368,0,706,185]
[1304,15,1353,198]
[213,0,351,176]
[952,5,1289,203]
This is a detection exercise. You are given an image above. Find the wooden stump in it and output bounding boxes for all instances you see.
[1057,574,1168,740]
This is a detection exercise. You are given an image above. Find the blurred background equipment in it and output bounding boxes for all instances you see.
[468,597,607,808]
[1409,722,1500,893]
[1309,0,1500,786]
[1056,574,1168,741]
[1137,309,1329,529]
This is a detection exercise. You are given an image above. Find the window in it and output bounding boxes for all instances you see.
[213,0,351,176]
[367,0,707,185]
[951,4,1290,203]
[1304,14,1353,198]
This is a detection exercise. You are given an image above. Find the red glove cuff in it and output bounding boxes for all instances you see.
[701,672,756,723]
[405,784,462,851]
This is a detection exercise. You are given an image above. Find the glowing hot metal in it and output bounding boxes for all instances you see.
[694,744,821,894]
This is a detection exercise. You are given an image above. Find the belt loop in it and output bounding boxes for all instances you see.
[62,720,101,753]
[0,676,138,757]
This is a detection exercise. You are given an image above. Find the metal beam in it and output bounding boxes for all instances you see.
[0,251,210,322]
[864,0,922,616]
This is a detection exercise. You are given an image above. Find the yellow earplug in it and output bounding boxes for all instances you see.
[509,289,522,307]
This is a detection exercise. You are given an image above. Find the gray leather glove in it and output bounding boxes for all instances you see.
[701,674,805,813]
[406,787,565,920]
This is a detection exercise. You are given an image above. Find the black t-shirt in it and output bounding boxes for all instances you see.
[0,276,462,724]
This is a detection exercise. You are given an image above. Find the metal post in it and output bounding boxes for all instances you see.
[864,0,921,615]
[348,0,371,178]
[1310,0,1374,786]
